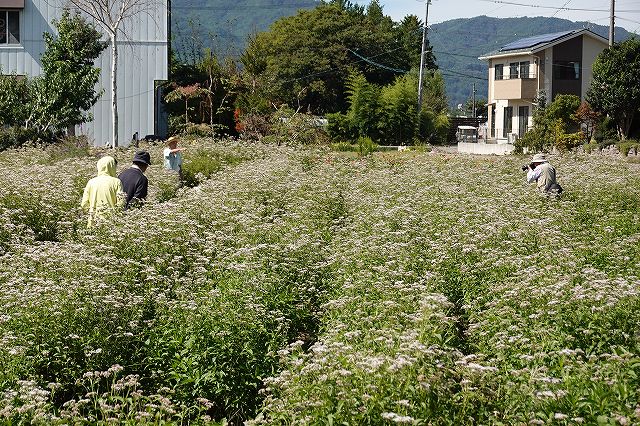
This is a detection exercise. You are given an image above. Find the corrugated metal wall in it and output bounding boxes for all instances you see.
[0,0,169,146]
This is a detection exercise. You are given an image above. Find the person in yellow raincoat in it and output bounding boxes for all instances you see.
[81,156,124,227]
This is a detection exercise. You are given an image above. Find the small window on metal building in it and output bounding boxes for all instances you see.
[0,9,20,44]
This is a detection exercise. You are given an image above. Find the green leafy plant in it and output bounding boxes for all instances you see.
[588,38,640,139]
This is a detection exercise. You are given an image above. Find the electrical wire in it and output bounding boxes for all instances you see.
[551,0,574,18]
[347,49,408,73]
[475,0,640,13]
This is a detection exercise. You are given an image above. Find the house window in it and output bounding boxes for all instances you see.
[0,10,20,44]
[520,61,530,79]
[509,62,519,79]
[503,106,513,138]
[553,61,580,80]
[518,106,529,138]
[494,64,503,80]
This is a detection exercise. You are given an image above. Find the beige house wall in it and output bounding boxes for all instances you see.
[582,36,608,100]
[487,54,538,101]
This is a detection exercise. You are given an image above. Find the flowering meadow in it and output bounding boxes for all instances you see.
[0,139,639,425]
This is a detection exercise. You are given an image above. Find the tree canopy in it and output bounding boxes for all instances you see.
[32,11,107,133]
[241,0,435,113]
[0,11,105,139]
[587,38,640,139]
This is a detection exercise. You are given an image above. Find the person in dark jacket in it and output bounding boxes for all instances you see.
[118,151,151,209]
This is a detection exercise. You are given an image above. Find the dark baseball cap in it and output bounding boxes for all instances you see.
[133,151,151,166]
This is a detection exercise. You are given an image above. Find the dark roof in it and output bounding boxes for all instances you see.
[499,30,576,52]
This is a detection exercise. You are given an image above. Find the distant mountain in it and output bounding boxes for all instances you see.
[170,4,633,108]
[171,0,318,61]
[430,16,632,108]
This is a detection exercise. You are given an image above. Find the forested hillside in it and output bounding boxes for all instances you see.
[170,2,633,108]
[171,0,318,61]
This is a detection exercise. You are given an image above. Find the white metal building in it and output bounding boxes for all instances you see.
[0,0,169,146]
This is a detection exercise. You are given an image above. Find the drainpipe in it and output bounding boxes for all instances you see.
[532,53,543,105]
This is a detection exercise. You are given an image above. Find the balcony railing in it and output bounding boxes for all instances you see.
[493,77,538,100]
[494,72,537,81]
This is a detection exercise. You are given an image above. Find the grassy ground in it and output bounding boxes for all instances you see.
[0,140,639,425]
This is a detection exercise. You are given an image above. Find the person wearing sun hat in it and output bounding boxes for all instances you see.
[119,151,151,209]
[526,153,562,195]
[163,135,183,173]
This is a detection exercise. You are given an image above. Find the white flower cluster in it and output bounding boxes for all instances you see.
[0,143,638,425]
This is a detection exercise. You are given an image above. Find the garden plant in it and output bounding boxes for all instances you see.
[0,139,639,425]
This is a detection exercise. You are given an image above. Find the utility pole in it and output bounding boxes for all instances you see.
[609,0,615,47]
[417,0,432,113]
[472,83,477,118]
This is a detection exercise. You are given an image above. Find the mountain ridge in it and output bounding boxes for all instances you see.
[170,4,633,107]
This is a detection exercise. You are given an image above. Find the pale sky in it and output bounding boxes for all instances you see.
[352,0,640,33]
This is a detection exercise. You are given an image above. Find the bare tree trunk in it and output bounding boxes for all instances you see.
[111,33,119,148]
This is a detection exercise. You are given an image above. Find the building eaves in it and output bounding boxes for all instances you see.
[478,28,604,61]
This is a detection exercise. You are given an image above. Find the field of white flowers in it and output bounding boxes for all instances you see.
[0,139,639,425]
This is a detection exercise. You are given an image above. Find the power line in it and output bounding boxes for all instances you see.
[475,0,640,12]
[347,49,408,73]
[552,0,574,18]
[433,50,481,59]
[279,46,407,84]
[441,69,488,81]
[616,15,640,25]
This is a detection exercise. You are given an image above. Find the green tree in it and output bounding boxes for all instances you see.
[516,92,584,152]
[587,38,640,139]
[545,94,580,131]
[327,70,448,145]
[464,97,488,118]
[27,11,107,135]
[243,1,435,113]
[344,71,380,139]
[0,73,30,127]
[572,101,601,141]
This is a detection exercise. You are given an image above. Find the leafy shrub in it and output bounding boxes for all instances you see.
[600,138,619,149]
[155,179,180,203]
[0,127,43,151]
[0,74,30,127]
[185,123,216,137]
[594,116,619,143]
[618,139,640,156]
[181,149,247,187]
[514,126,546,154]
[326,112,357,141]
[377,74,419,145]
[43,136,91,163]
[419,108,450,145]
[168,115,187,136]
[583,141,599,153]
[237,113,273,141]
[516,94,585,153]
[330,141,358,152]
[267,108,330,146]
[545,94,580,131]
[357,136,377,156]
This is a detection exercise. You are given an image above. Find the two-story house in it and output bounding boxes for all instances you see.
[479,29,608,144]
[0,0,169,146]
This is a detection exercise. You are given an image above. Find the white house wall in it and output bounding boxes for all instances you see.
[0,0,168,146]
